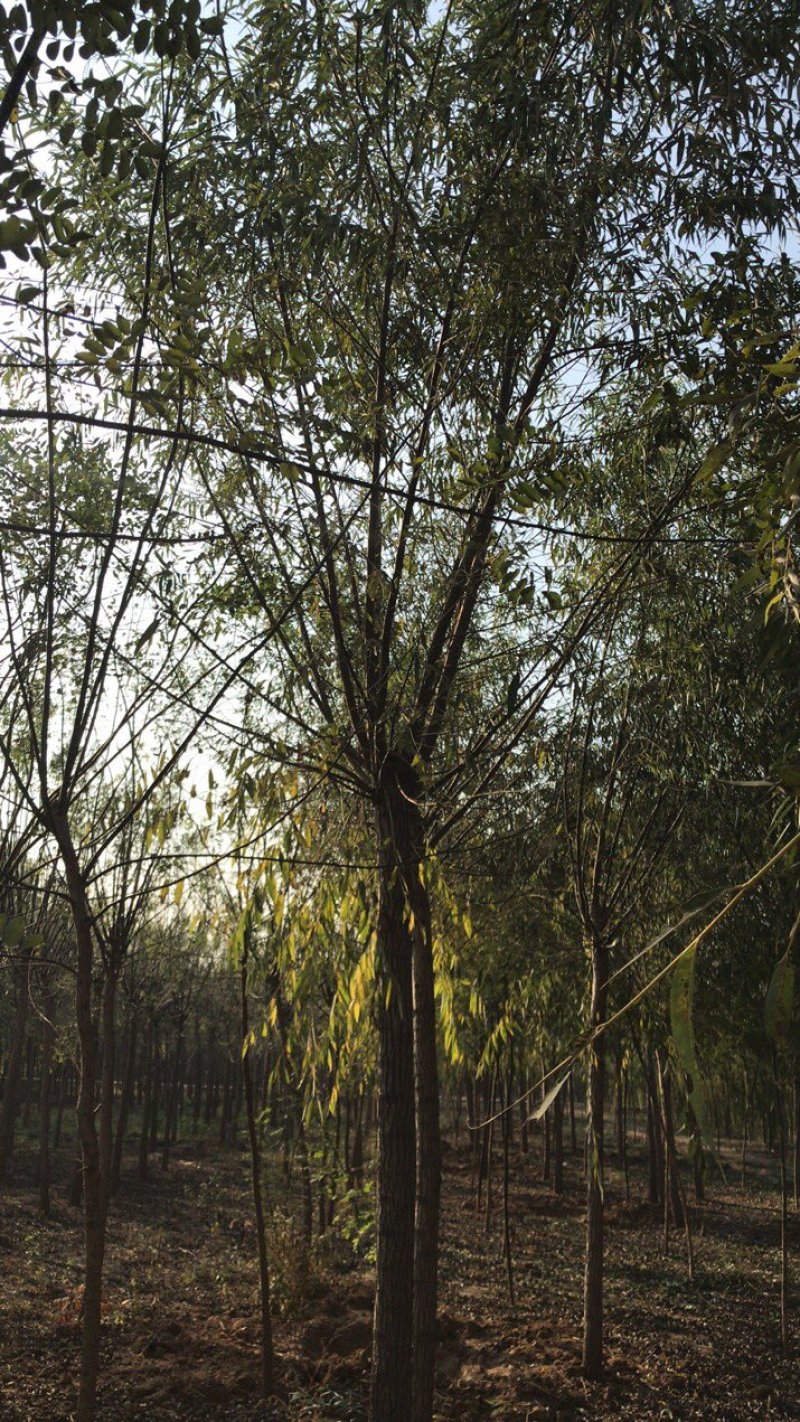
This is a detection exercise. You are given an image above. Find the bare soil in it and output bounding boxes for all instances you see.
[1,1124,798,1420]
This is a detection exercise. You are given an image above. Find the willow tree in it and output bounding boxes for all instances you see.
[9,0,800,1415]
[0,397,261,1418]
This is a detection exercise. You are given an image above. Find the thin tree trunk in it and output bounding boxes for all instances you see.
[0,963,28,1182]
[138,1023,154,1182]
[205,1038,216,1123]
[219,1051,232,1146]
[23,1033,36,1126]
[241,954,275,1395]
[111,1010,137,1196]
[161,1028,183,1171]
[484,1063,498,1233]
[476,1075,493,1210]
[519,1070,529,1156]
[774,1059,790,1357]
[582,935,607,1381]
[352,1091,364,1187]
[297,1112,314,1245]
[646,1059,663,1205]
[542,1059,552,1184]
[502,1068,515,1305]
[149,1029,161,1150]
[192,1017,202,1129]
[67,1143,84,1208]
[553,1084,564,1196]
[660,1063,682,1229]
[228,1053,243,1146]
[686,1094,705,1204]
[53,1062,69,1150]
[622,1069,631,1203]
[569,1066,577,1155]
[38,986,56,1216]
[793,1068,799,1211]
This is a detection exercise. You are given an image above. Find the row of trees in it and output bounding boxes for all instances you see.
[2,0,800,1418]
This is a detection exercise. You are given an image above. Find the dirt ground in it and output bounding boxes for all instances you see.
[1,1124,798,1420]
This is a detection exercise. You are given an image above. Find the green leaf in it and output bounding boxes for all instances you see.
[670,944,712,1143]
[529,1070,570,1122]
[0,217,34,251]
[3,915,26,947]
[670,945,699,1081]
[135,616,159,653]
[777,763,800,790]
[697,442,732,481]
[765,951,794,1046]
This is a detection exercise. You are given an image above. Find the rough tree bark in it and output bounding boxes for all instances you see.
[370,758,418,1422]
[58,828,106,1422]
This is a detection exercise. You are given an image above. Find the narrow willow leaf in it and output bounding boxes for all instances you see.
[670,944,712,1143]
[529,1070,570,1122]
[670,946,699,1081]
[765,951,794,1045]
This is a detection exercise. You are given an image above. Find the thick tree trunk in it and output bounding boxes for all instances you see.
[409,825,440,1422]
[99,971,117,1219]
[370,764,417,1422]
[582,936,608,1381]
[59,829,106,1422]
